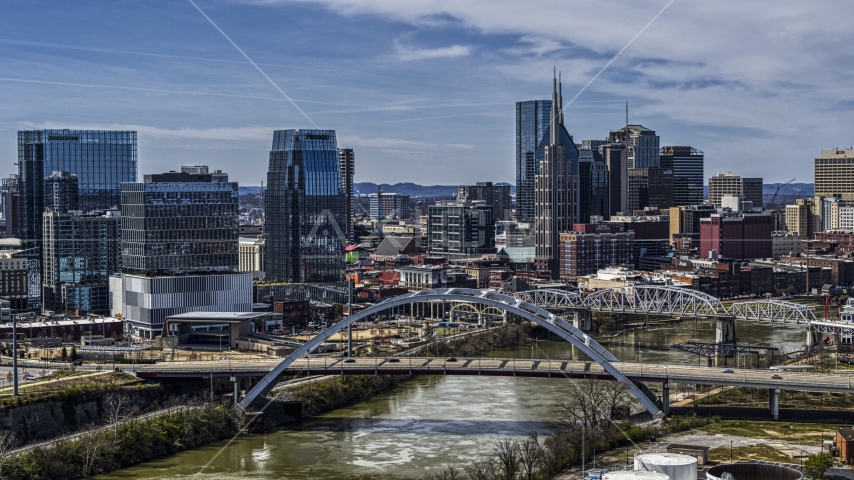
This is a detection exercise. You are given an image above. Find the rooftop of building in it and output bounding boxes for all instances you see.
[165,311,279,322]
[142,170,229,183]
[239,237,265,244]
[819,149,854,158]
[3,315,121,329]
[837,426,854,442]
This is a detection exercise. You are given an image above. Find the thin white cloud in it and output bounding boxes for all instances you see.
[393,42,471,61]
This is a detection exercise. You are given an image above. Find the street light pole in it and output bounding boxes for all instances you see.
[12,314,18,396]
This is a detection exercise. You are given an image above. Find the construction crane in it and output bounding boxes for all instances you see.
[766,177,796,210]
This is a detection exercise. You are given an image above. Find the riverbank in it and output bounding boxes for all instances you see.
[1,399,236,480]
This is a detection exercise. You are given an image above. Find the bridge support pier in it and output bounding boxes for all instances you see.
[662,383,670,417]
[714,318,736,366]
[715,318,736,343]
[806,327,819,350]
[572,310,593,332]
[231,376,239,405]
[769,388,780,420]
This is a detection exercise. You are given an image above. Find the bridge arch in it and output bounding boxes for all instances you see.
[238,288,663,418]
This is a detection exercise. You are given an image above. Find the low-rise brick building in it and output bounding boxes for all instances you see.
[559,224,633,281]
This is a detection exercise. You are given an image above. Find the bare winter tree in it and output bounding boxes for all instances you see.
[518,432,544,480]
[424,465,462,480]
[80,429,107,478]
[493,438,520,480]
[463,458,501,480]
[0,430,19,477]
[557,380,633,427]
[104,393,137,443]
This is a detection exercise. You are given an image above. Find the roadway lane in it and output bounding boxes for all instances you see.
[134,358,854,393]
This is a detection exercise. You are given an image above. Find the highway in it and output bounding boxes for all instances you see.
[133,357,854,394]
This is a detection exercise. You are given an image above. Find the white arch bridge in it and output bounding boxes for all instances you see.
[236,288,666,417]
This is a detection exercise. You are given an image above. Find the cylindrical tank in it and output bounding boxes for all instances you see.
[604,472,670,480]
[705,463,803,480]
[634,453,697,480]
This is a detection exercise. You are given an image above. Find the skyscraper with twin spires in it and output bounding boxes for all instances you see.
[534,74,580,279]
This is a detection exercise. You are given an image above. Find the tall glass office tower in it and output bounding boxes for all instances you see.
[516,100,552,221]
[18,129,137,306]
[265,130,346,282]
[19,130,137,238]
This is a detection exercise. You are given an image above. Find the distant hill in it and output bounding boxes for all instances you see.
[703,183,814,200]
[354,182,515,198]
[238,186,264,196]
[763,182,813,196]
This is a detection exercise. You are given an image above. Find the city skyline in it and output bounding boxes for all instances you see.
[1,1,853,186]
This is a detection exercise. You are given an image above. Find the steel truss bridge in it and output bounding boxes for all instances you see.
[514,286,853,335]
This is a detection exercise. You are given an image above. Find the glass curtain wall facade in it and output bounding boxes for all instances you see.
[660,146,704,207]
[44,171,79,213]
[42,211,121,314]
[121,176,238,276]
[18,130,137,245]
[427,201,495,258]
[338,149,355,244]
[266,130,345,282]
[516,100,552,221]
[609,125,659,169]
[578,149,610,223]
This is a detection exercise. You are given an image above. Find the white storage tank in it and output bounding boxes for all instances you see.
[634,453,697,480]
[603,472,670,480]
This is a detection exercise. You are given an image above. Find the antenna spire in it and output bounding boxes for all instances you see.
[625,101,628,127]
[559,71,564,125]
[550,69,559,145]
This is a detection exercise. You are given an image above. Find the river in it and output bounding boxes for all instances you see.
[98,318,807,479]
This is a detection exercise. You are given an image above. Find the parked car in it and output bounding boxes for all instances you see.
[721,369,734,373]
[387,358,400,363]
[447,357,458,362]
[771,374,783,379]
[24,375,37,381]
[344,358,356,363]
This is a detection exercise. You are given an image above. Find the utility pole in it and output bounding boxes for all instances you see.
[347,278,353,357]
[12,314,17,396]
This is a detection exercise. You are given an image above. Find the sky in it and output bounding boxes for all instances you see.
[1,1,853,187]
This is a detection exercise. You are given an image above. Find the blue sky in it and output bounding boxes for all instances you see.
[1,0,853,187]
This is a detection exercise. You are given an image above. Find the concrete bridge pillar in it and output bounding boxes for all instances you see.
[769,388,780,420]
[806,327,819,349]
[478,313,484,326]
[502,310,508,325]
[662,383,670,417]
[715,318,736,344]
[231,376,239,405]
[573,310,593,331]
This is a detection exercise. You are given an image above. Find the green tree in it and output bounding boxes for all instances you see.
[804,452,834,480]
[60,346,68,360]
[70,345,78,360]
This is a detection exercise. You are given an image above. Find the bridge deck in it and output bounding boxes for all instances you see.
[134,357,854,393]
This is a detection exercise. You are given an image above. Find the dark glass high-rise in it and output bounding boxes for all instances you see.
[265,130,346,282]
[516,100,552,221]
[18,129,137,306]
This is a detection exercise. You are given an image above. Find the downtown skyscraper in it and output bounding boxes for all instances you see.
[18,129,137,307]
[265,130,346,282]
[534,75,579,279]
[516,99,552,221]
